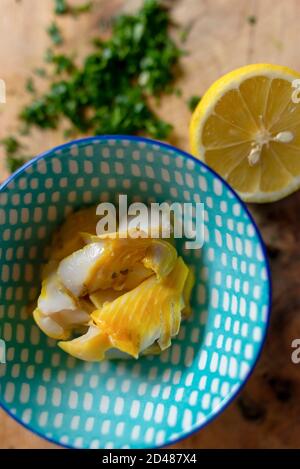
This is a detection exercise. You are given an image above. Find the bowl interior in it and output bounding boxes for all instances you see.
[0,137,270,449]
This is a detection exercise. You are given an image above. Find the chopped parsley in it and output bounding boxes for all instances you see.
[47,21,63,45]
[0,136,28,173]
[4,0,186,172]
[187,95,201,112]
[6,155,27,173]
[34,67,47,78]
[44,48,55,64]
[54,0,92,16]
[26,77,36,94]
[71,2,92,15]
[21,0,183,139]
[1,136,21,155]
[247,15,257,25]
[54,0,68,15]
[48,53,76,75]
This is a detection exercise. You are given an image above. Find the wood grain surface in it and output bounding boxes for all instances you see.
[1,0,300,449]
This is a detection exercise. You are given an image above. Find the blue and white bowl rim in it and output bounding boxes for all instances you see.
[0,135,272,448]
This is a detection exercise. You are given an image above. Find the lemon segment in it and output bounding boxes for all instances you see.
[190,64,300,202]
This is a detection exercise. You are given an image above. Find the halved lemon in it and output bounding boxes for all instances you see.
[190,64,300,202]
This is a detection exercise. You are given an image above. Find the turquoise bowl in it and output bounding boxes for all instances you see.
[0,136,271,449]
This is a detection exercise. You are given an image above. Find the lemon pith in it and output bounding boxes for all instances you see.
[190,64,300,203]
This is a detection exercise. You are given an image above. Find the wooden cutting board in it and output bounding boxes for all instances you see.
[1,0,300,449]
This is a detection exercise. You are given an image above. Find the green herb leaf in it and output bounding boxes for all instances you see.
[34,67,47,78]
[180,28,190,43]
[54,0,92,16]
[54,0,68,15]
[44,48,54,63]
[6,155,27,173]
[0,136,28,173]
[26,77,36,94]
[71,1,92,15]
[187,95,201,112]
[1,136,22,155]
[247,15,257,25]
[49,53,76,75]
[47,21,63,45]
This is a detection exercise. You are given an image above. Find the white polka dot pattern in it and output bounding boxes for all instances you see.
[0,137,270,449]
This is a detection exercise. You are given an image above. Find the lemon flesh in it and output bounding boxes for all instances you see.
[190,64,300,202]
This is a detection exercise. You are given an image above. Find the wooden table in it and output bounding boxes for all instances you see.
[1,0,300,449]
